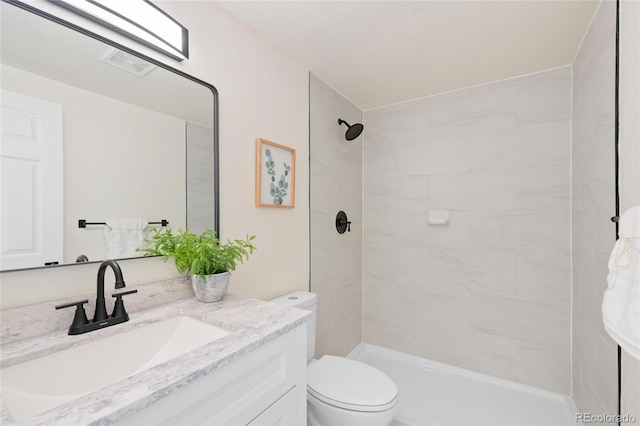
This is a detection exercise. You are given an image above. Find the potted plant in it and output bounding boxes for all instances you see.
[141,228,256,302]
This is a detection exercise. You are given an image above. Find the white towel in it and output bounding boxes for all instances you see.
[602,206,640,360]
[104,219,149,259]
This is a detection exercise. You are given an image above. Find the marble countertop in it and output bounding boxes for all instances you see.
[0,293,310,425]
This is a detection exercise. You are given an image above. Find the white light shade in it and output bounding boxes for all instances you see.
[50,0,188,61]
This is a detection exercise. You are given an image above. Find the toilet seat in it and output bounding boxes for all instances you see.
[307,356,398,412]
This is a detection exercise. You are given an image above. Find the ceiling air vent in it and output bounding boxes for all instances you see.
[101,49,157,77]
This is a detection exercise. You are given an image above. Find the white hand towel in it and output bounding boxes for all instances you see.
[602,205,640,360]
[104,219,149,259]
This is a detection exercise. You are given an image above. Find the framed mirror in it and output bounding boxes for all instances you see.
[0,0,219,272]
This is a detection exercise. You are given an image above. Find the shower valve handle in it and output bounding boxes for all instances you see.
[336,211,351,234]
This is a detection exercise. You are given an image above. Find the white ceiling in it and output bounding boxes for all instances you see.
[216,0,600,110]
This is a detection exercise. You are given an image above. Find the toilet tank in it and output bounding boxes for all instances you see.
[270,291,316,362]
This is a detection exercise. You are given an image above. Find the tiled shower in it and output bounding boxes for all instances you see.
[571,0,617,415]
[363,66,572,394]
[310,74,363,358]
[310,0,618,419]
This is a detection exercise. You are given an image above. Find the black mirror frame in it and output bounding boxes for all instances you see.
[1,0,220,272]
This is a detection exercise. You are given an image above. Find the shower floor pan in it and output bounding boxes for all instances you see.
[348,344,581,426]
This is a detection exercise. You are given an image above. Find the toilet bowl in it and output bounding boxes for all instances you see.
[270,291,398,426]
[307,355,398,426]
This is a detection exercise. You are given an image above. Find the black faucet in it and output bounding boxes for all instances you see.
[93,259,125,321]
[55,260,137,335]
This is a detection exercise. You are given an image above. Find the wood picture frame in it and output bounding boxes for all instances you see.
[255,138,296,208]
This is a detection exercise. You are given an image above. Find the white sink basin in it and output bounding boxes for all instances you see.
[1,315,230,422]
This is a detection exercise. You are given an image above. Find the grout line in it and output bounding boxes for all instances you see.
[308,71,312,293]
[361,109,365,346]
[569,63,575,400]
[363,65,573,113]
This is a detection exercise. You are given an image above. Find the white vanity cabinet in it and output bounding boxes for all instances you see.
[117,325,307,426]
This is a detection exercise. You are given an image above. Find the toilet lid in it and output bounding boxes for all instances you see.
[307,356,398,412]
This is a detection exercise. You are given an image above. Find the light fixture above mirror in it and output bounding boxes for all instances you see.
[50,0,189,61]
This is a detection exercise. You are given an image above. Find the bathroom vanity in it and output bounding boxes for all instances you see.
[0,281,310,425]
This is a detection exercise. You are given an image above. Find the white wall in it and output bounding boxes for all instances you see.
[2,66,185,263]
[363,67,572,394]
[2,65,185,264]
[0,1,309,308]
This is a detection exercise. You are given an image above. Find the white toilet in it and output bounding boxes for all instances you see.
[271,291,399,426]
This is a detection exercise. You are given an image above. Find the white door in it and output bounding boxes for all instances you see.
[1,90,64,270]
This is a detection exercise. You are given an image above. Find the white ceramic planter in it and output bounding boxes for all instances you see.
[191,272,230,302]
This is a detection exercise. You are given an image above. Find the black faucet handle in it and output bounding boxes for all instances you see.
[112,289,138,298]
[55,299,89,310]
[55,300,89,335]
[111,289,137,319]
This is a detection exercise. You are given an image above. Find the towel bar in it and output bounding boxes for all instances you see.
[78,219,169,228]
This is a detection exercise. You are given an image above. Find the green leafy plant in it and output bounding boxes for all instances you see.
[140,228,256,276]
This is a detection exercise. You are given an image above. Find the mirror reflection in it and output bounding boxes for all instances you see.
[0,1,218,271]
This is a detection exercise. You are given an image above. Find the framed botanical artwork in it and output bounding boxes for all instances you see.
[255,138,296,208]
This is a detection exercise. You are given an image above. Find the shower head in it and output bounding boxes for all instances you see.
[338,119,364,141]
